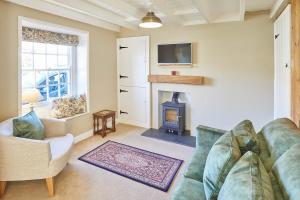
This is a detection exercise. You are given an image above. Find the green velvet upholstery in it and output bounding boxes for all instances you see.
[232,120,259,154]
[172,118,300,200]
[13,111,45,140]
[271,144,300,200]
[172,178,206,200]
[218,151,274,200]
[256,132,273,171]
[203,132,241,200]
[269,172,284,200]
[259,118,300,167]
[184,125,225,182]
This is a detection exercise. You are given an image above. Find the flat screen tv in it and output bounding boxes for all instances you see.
[158,43,192,64]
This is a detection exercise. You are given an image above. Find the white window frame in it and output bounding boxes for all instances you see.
[21,41,74,102]
[18,16,90,116]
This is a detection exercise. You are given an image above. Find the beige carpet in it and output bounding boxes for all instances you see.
[2,124,194,200]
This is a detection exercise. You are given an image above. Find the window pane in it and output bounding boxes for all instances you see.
[47,55,57,69]
[49,85,59,98]
[58,55,68,67]
[34,42,46,54]
[22,53,33,69]
[58,45,68,55]
[36,71,47,87]
[60,71,70,84]
[22,41,33,53]
[48,71,59,85]
[22,71,35,88]
[37,86,47,101]
[34,54,46,69]
[60,84,69,97]
[46,44,57,54]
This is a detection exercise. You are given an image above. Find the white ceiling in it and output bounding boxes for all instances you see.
[7,0,277,32]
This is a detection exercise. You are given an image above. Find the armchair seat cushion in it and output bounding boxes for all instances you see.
[45,134,74,160]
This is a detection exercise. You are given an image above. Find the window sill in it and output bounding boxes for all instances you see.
[60,112,90,121]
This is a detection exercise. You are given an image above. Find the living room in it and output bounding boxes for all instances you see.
[0,0,299,199]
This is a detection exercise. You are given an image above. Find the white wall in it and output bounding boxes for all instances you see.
[119,14,274,135]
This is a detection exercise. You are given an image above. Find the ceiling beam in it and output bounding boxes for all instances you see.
[245,10,270,16]
[6,0,120,32]
[239,0,246,21]
[183,19,207,26]
[174,8,199,16]
[87,0,144,22]
[270,0,290,19]
[148,1,184,25]
[190,0,209,23]
[44,0,137,29]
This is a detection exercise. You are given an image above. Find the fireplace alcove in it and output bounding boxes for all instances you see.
[141,89,195,147]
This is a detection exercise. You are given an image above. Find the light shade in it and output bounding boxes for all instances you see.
[22,88,41,104]
[139,11,162,28]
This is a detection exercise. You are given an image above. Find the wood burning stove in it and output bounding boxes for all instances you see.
[161,92,185,135]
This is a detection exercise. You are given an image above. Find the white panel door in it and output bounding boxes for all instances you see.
[274,5,291,119]
[119,86,147,126]
[118,37,148,87]
[117,36,150,128]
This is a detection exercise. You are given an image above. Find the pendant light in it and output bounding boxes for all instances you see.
[139,11,162,28]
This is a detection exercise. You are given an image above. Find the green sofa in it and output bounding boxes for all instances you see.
[172,118,300,200]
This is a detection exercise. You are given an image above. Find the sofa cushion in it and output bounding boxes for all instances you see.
[0,118,13,136]
[259,118,300,165]
[271,144,300,200]
[13,111,45,140]
[218,151,274,200]
[172,178,206,200]
[269,172,284,200]
[257,132,273,171]
[184,125,225,182]
[203,132,241,199]
[231,120,259,154]
[184,149,206,182]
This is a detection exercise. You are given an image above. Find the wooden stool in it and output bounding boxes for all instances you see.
[93,110,116,137]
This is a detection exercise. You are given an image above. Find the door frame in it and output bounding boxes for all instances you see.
[117,36,151,128]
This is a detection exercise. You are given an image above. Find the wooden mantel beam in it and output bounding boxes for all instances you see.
[291,0,300,126]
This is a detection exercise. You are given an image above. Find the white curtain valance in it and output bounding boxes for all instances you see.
[22,27,79,46]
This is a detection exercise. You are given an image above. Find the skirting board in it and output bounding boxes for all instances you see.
[74,129,93,144]
[74,118,119,144]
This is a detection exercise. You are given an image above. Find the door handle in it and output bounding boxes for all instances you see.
[120,89,128,93]
[119,46,128,50]
[285,63,288,68]
[275,34,280,39]
[120,75,128,79]
[120,110,128,115]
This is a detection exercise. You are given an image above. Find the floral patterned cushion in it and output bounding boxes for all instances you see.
[51,95,86,118]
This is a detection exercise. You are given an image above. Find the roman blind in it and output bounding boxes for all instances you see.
[22,27,79,46]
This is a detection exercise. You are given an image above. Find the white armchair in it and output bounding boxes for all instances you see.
[0,118,74,197]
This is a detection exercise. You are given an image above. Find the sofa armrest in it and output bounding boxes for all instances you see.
[196,125,226,149]
[41,118,67,138]
[0,136,51,181]
[184,125,226,182]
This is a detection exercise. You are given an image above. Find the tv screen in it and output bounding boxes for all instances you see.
[158,43,192,64]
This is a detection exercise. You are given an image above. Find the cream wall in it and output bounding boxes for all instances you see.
[0,1,117,136]
[119,14,274,134]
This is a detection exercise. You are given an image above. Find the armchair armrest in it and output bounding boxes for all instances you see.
[0,136,51,181]
[40,118,67,138]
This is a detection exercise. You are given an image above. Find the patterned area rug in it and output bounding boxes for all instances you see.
[79,140,183,192]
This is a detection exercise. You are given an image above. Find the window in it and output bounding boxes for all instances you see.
[21,41,73,101]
